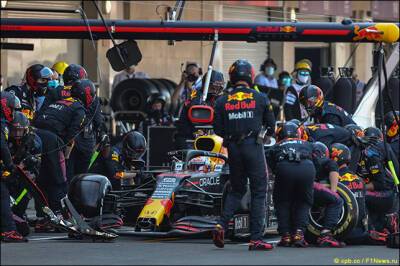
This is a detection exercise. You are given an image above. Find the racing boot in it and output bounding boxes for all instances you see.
[368,230,388,244]
[1,230,28,243]
[291,229,309,248]
[277,232,292,247]
[212,223,225,248]
[248,240,274,251]
[316,231,346,248]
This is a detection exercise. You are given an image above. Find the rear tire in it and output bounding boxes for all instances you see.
[307,182,359,241]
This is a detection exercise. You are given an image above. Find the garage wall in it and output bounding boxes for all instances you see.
[221,4,269,80]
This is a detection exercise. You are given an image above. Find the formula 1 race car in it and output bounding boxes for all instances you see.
[69,133,263,239]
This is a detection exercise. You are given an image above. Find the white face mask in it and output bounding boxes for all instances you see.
[297,74,309,85]
[265,67,275,77]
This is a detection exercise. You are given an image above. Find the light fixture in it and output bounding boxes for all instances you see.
[1,0,8,8]
[103,0,112,15]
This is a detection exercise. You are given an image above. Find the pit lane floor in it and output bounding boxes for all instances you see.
[1,232,399,265]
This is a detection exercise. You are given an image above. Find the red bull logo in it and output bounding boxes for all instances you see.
[280,26,296,33]
[353,25,384,41]
[225,100,256,111]
[227,92,253,102]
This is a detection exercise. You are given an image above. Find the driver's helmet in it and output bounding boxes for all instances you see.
[187,156,212,173]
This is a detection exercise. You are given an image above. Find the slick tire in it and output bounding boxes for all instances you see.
[307,182,359,240]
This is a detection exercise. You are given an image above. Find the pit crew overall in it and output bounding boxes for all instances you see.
[0,121,17,232]
[67,97,106,183]
[213,85,275,241]
[267,139,316,235]
[7,131,42,217]
[314,101,355,127]
[358,141,397,232]
[34,98,85,212]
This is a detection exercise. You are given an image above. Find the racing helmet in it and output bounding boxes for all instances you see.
[228,59,255,87]
[344,124,365,138]
[122,131,147,160]
[384,111,399,138]
[63,64,88,85]
[201,70,225,97]
[70,79,96,108]
[276,121,300,142]
[312,141,329,159]
[1,91,20,123]
[25,64,53,96]
[9,111,30,142]
[330,143,351,166]
[364,127,383,140]
[52,61,69,75]
[68,174,112,218]
[299,85,324,115]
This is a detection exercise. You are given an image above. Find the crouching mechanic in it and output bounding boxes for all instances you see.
[91,130,146,190]
[267,122,315,248]
[7,112,42,220]
[212,59,275,251]
[1,92,27,242]
[358,127,398,234]
[330,143,388,245]
[311,142,345,247]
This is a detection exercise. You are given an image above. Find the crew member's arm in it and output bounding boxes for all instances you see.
[1,127,15,178]
[66,106,86,143]
[321,113,342,127]
[365,155,387,191]
[283,87,299,121]
[262,95,276,136]
[324,159,340,193]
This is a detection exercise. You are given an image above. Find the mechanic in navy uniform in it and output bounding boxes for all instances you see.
[267,122,315,248]
[299,85,356,127]
[330,143,387,245]
[33,80,87,225]
[299,122,365,172]
[212,60,275,251]
[91,130,146,190]
[174,70,225,149]
[357,127,398,234]
[311,142,345,248]
[39,64,88,115]
[384,111,399,163]
[1,92,27,242]
[64,79,106,183]
[7,112,42,220]
[5,64,53,120]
